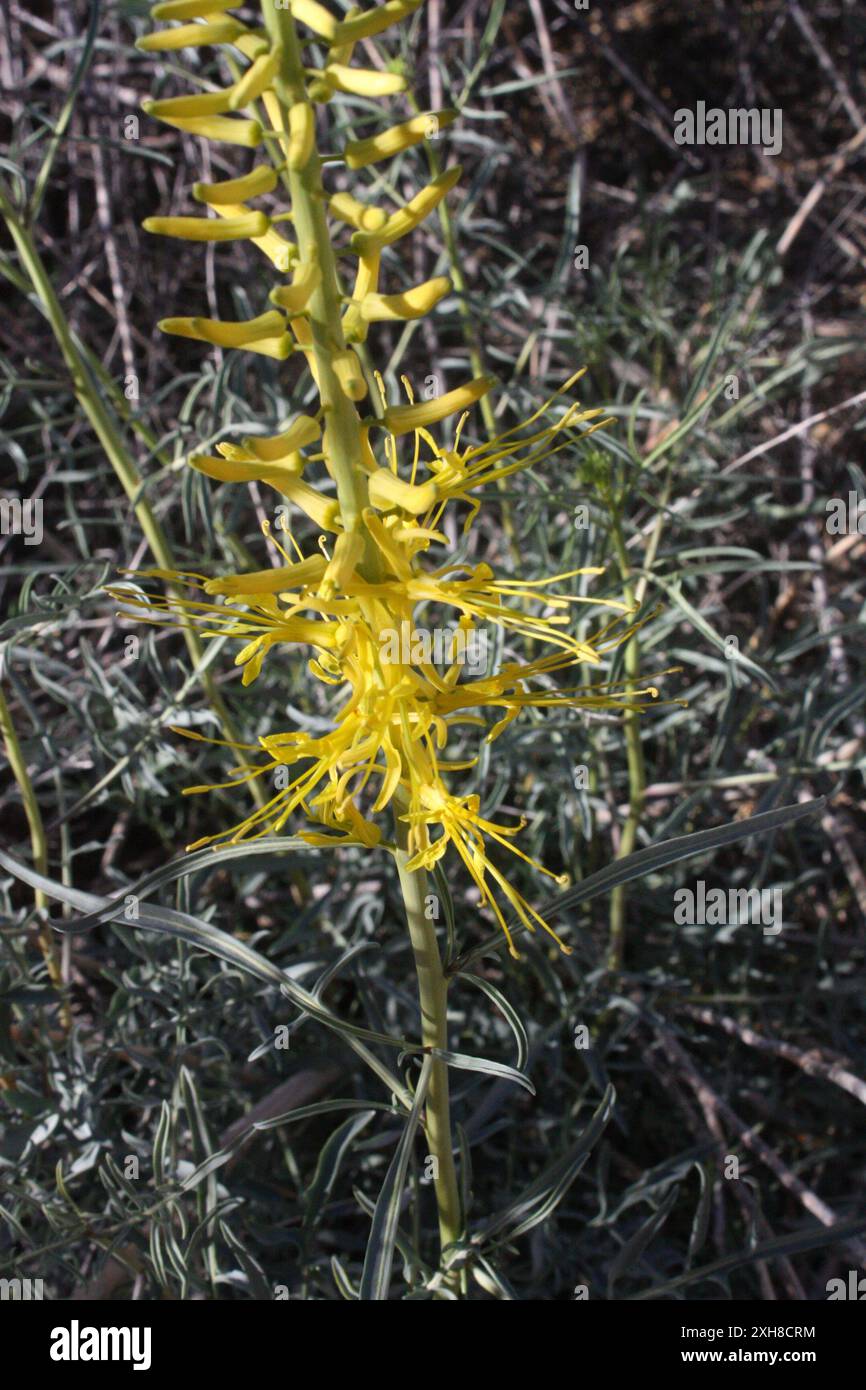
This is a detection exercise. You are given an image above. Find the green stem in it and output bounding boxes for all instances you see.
[263,6,382,580]
[394,811,462,1283]
[607,515,645,972]
[0,684,70,1025]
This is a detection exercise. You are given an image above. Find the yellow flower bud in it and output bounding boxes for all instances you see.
[269,256,321,314]
[211,203,297,269]
[241,416,321,461]
[324,64,407,97]
[228,45,283,110]
[204,556,327,595]
[320,531,364,595]
[141,112,263,146]
[332,0,422,46]
[328,192,388,233]
[143,211,269,241]
[332,349,367,401]
[190,454,304,484]
[158,310,287,349]
[151,0,236,17]
[143,92,233,120]
[279,478,342,532]
[342,249,381,342]
[351,166,461,254]
[290,0,339,40]
[344,110,456,170]
[193,165,277,205]
[367,469,438,515]
[359,276,451,322]
[136,19,245,50]
[287,101,315,170]
[383,375,496,435]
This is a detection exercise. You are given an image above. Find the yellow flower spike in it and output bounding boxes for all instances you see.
[368,469,439,516]
[241,415,321,460]
[141,111,264,146]
[136,19,246,50]
[290,0,339,40]
[332,0,423,45]
[358,276,452,322]
[143,211,269,241]
[287,101,316,170]
[211,202,297,269]
[328,192,388,233]
[332,349,367,401]
[383,375,496,435]
[228,45,283,109]
[351,166,462,254]
[269,255,321,314]
[193,165,278,204]
[151,0,236,17]
[344,110,457,170]
[144,92,234,119]
[323,64,408,97]
[158,309,287,348]
[204,556,327,595]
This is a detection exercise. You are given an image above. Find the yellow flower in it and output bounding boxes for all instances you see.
[125,1,672,958]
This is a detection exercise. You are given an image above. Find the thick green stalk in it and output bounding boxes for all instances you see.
[263,7,378,569]
[394,810,462,1281]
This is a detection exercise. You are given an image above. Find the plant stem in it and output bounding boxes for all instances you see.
[607,516,645,972]
[0,684,70,1026]
[394,812,462,1283]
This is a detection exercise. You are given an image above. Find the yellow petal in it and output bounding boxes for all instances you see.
[204,556,327,595]
[367,469,438,515]
[320,530,364,594]
[287,101,315,170]
[159,310,286,347]
[190,454,304,483]
[332,0,422,46]
[136,19,245,50]
[193,165,278,204]
[328,191,388,232]
[324,63,407,97]
[279,478,342,531]
[228,45,282,110]
[143,92,233,119]
[211,202,297,268]
[332,349,367,401]
[351,166,461,254]
[151,0,236,17]
[383,375,496,435]
[143,211,269,241]
[269,256,321,314]
[141,112,263,145]
[290,0,339,40]
[359,276,451,322]
[241,416,321,461]
[344,110,456,169]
